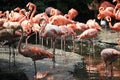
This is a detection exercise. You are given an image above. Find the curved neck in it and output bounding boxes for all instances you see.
[39,18,47,33]
[18,27,24,54]
[108,21,114,29]
[30,4,36,19]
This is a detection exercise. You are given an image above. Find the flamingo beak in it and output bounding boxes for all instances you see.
[98,27,102,31]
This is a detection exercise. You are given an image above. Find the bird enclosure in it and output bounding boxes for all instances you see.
[1,1,120,80]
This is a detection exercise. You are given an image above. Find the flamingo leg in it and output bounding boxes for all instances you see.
[35,32,38,44]
[80,39,83,55]
[91,38,95,60]
[63,38,67,63]
[9,46,11,70]
[105,63,109,79]
[12,47,16,67]
[110,63,113,79]
[61,38,63,52]
[52,38,56,68]
[34,61,37,75]
[51,38,53,48]
[46,37,49,46]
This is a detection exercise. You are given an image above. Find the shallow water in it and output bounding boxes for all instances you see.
[1,28,120,80]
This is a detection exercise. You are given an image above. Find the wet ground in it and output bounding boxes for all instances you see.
[1,27,120,80]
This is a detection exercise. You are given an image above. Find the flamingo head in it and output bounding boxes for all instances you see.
[14,7,21,12]
[105,16,111,22]
[67,8,78,19]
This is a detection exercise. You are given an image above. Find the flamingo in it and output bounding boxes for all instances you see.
[99,1,115,9]
[64,8,78,20]
[113,0,120,3]
[75,22,89,32]
[114,3,120,20]
[26,2,49,23]
[17,25,53,75]
[100,48,120,77]
[49,15,75,26]
[8,8,26,22]
[0,26,22,69]
[105,16,120,38]
[50,7,63,16]
[97,6,115,20]
[45,7,53,17]
[76,28,98,41]
[76,28,100,71]
[39,18,64,68]
[86,19,102,31]
[45,7,63,17]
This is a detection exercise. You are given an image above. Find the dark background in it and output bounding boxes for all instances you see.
[0,0,115,22]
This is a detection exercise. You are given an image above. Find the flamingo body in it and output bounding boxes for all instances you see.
[76,28,98,40]
[101,48,120,65]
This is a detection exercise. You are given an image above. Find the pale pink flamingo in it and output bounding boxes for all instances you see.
[76,28,100,70]
[39,18,64,68]
[75,22,89,32]
[76,28,98,41]
[86,19,102,30]
[101,48,120,77]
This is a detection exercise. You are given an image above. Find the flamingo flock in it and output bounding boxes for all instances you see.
[1,0,120,79]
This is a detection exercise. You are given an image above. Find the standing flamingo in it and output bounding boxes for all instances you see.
[17,26,53,75]
[105,16,120,38]
[100,48,120,78]
[39,18,64,68]
[76,28,99,71]
[0,26,21,69]
[76,28,98,41]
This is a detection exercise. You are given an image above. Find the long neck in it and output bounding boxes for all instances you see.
[39,18,47,33]
[108,21,114,29]
[30,4,36,19]
[18,28,24,54]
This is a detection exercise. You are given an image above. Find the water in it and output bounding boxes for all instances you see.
[1,28,120,80]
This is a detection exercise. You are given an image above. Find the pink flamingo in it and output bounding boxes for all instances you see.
[97,7,114,20]
[64,8,78,20]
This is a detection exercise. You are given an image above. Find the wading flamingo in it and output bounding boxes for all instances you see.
[39,18,64,68]
[17,26,53,75]
[101,48,120,77]
[0,26,22,69]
